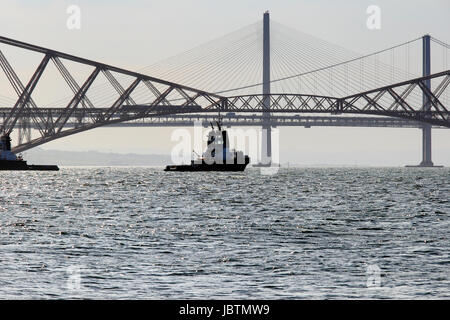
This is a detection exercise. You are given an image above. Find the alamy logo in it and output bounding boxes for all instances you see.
[66,265,82,290]
[170,121,280,175]
[366,264,381,288]
[366,5,381,30]
[66,5,81,30]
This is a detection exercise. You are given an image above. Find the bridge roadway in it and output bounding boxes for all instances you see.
[1,107,445,129]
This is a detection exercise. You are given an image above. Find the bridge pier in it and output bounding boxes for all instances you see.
[420,124,434,166]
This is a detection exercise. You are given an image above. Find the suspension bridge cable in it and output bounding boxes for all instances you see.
[37,20,435,108]
[218,35,423,94]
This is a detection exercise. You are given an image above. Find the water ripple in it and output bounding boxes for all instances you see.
[0,167,449,299]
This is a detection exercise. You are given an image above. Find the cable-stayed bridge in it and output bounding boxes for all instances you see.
[0,12,449,165]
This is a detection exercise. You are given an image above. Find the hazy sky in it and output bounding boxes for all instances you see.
[1,0,449,165]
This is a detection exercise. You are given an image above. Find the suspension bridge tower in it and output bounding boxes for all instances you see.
[409,34,442,167]
[420,35,435,167]
[259,10,272,166]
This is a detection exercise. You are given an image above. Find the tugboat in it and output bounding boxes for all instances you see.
[164,121,250,171]
[0,134,59,171]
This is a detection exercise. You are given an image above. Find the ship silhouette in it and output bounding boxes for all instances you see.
[164,121,250,171]
[0,134,59,171]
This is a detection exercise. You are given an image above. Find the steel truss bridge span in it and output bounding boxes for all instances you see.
[3,69,450,153]
[3,70,450,153]
[223,71,450,127]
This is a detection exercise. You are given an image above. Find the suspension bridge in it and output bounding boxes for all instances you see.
[0,12,449,166]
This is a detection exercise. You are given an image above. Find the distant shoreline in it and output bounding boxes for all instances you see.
[22,148,171,166]
[20,148,447,168]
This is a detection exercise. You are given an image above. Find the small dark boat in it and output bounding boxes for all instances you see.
[164,121,250,172]
[0,134,59,171]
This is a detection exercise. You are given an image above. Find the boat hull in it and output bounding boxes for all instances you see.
[164,163,248,172]
[165,157,250,172]
[0,160,59,171]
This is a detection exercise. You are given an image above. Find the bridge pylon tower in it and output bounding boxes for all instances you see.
[407,34,443,167]
[259,10,272,166]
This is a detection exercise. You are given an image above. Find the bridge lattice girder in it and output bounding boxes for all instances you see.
[0,35,225,153]
[223,70,450,127]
